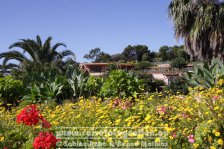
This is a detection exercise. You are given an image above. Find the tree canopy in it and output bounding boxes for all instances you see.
[122,45,151,62]
[84,48,112,62]
[158,45,190,61]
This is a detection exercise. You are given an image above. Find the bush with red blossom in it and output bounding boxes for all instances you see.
[16,105,40,126]
[33,132,59,149]
[16,104,59,149]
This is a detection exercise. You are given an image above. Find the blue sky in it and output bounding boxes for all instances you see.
[0,0,183,62]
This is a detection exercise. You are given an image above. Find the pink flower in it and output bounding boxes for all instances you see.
[112,98,122,108]
[187,134,195,143]
[156,106,166,114]
[212,96,218,101]
[121,101,132,110]
[182,113,191,118]
[172,132,177,138]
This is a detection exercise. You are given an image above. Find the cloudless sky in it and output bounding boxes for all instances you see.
[0,0,183,62]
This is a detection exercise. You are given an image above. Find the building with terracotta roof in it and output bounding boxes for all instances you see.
[80,63,135,76]
[80,62,194,85]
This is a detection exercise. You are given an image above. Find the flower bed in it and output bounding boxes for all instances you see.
[0,87,223,148]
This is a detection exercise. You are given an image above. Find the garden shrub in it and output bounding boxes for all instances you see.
[99,70,143,98]
[0,76,24,108]
[134,72,165,92]
[85,76,103,97]
[165,77,189,95]
[134,61,151,70]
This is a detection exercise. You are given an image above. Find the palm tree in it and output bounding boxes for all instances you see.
[0,63,20,75]
[169,0,224,62]
[0,35,76,69]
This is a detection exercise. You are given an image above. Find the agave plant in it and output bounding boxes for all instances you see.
[23,77,64,103]
[67,69,89,99]
[184,58,224,88]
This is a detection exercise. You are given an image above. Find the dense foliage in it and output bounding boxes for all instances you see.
[100,70,143,98]
[0,76,24,107]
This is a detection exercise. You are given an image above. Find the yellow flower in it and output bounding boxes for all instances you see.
[214,106,219,111]
[208,136,213,143]
[0,136,4,141]
[193,143,199,148]
[210,146,216,149]
[144,114,151,121]
[50,114,56,118]
[155,138,160,143]
[165,127,173,132]
[115,119,121,125]
[134,141,140,146]
[169,136,174,140]
[207,120,212,124]
[128,132,137,137]
[216,90,222,94]
[217,79,224,86]
[212,129,217,134]
[217,139,223,145]
[137,134,144,139]
[34,125,41,129]
[52,121,59,125]
[107,137,113,143]
[215,132,220,137]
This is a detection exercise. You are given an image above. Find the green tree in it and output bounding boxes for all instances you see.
[142,53,150,61]
[158,45,190,62]
[95,52,112,62]
[122,45,151,62]
[169,0,224,61]
[84,48,101,61]
[159,46,171,61]
[111,54,125,62]
[0,35,75,71]
[84,48,111,62]
[170,57,187,69]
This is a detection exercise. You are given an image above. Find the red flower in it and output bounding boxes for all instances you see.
[16,105,40,126]
[33,132,60,149]
[41,118,51,128]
